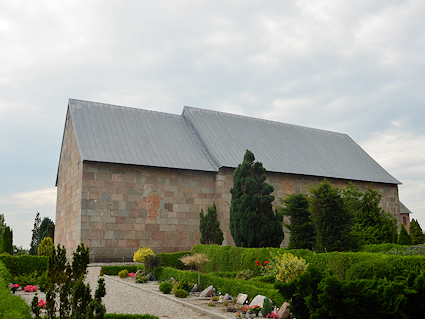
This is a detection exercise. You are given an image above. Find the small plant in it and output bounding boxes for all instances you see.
[135,273,149,283]
[262,297,273,317]
[128,272,136,279]
[24,285,38,292]
[213,296,219,301]
[10,283,20,294]
[179,253,210,287]
[251,305,261,314]
[208,302,216,307]
[256,260,269,275]
[175,277,194,293]
[269,252,309,283]
[133,247,155,263]
[174,288,188,298]
[266,312,279,319]
[159,281,173,294]
[118,269,129,278]
[144,254,161,272]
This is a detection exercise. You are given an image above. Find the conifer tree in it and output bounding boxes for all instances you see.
[38,217,55,247]
[309,180,355,252]
[278,193,315,250]
[0,213,5,240]
[229,150,284,248]
[410,219,425,245]
[0,226,13,255]
[398,224,413,245]
[30,212,41,255]
[199,202,224,245]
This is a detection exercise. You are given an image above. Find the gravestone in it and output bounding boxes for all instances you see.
[200,285,214,297]
[236,293,248,305]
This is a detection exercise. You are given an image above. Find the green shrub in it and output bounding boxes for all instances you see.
[0,255,48,276]
[262,297,273,318]
[118,269,129,278]
[133,247,154,263]
[159,281,173,294]
[105,314,159,319]
[0,261,32,319]
[235,269,254,280]
[37,237,54,256]
[100,265,144,276]
[174,288,188,298]
[157,251,190,269]
[270,252,308,283]
[135,273,149,283]
[144,255,161,272]
[175,277,194,292]
[361,243,405,253]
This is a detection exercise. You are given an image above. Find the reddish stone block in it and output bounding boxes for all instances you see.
[151,231,165,240]
[126,239,139,247]
[115,216,126,224]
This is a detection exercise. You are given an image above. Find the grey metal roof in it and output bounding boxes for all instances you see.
[400,202,412,214]
[68,99,218,172]
[182,106,401,184]
[63,99,400,185]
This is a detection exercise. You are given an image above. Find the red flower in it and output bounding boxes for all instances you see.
[265,265,269,268]
[256,260,261,266]
[264,261,269,265]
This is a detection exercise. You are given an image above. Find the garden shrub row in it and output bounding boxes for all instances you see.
[192,244,425,281]
[0,261,32,319]
[155,266,285,306]
[100,264,144,276]
[0,255,48,276]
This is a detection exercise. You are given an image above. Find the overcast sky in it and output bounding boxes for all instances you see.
[1,1,424,249]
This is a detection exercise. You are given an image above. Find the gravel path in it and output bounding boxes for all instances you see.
[17,266,234,319]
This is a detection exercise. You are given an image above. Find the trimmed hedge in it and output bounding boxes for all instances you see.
[155,266,285,306]
[0,255,48,276]
[105,314,159,319]
[100,265,144,276]
[360,243,405,253]
[157,251,190,269]
[0,261,32,319]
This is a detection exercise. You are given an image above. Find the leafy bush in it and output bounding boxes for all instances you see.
[37,237,54,256]
[270,252,308,283]
[118,269,129,278]
[133,247,154,263]
[361,243,405,253]
[144,255,161,272]
[174,288,188,298]
[175,277,194,292]
[0,255,48,276]
[159,281,173,294]
[105,314,159,319]
[135,273,149,283]
[100,265,144,276]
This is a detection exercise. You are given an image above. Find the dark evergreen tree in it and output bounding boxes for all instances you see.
[0,213,5,240]
[409,219,425,245]
[309,180,355,252]
[199,202,224,245]
[229,150,284,248]
[278,193,315,250]
[0,226,13,255]
[398,224,413,245]
[344,184,397,245]
[38,217,55,246]
[30,212,41,255]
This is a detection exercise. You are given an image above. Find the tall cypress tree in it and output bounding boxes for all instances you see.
[38,217,55,247]
[199,202,224,245]
[278,193,315,250]
[309,180,355,252]
[229,150,284,248]
[409,219,425,245]
[398,224,413,245]
[30,212,41,255]
[0,226,13,255]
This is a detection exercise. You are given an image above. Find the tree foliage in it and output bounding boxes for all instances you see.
[409,219,425,245]
[398,224,413,245]
[0,226,13,255]
[199,202,224,245]
[0,213,5,240]
[229,150,284,248]
[38,237,54,256]
[344,184,398,245]
[278,193,315,250]
[30,212,41,256]
[38,217,55,247]
[309,180,355,252]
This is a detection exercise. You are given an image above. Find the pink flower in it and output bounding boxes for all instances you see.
[10,284,20,289]
[266,312,279,319]
[38,299,47,308]
[129,272,136,279]
[24,285,38,292]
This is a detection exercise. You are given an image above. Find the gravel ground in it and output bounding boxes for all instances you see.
[16,266,235,319]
